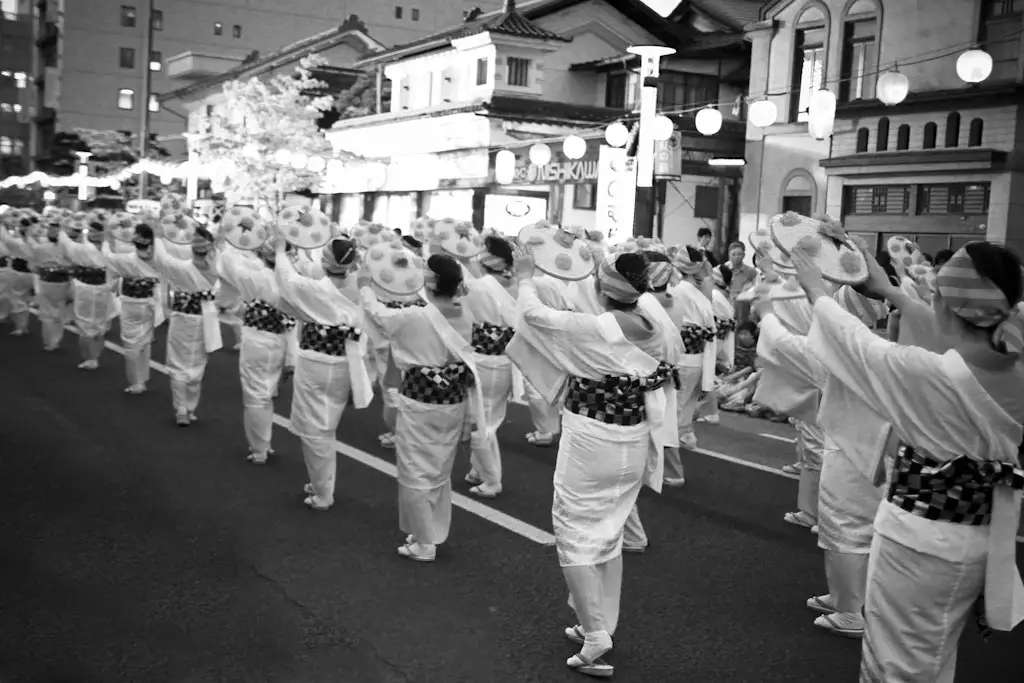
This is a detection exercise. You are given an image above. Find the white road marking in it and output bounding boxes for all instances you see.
[759,433,796,444]
[694,447,799,480]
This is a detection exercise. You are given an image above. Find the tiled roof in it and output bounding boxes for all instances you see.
[456,0,570,43]
[689,0,768,30]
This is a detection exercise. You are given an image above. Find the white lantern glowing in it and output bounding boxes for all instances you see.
[956,49,993,84]
[495,149,516,184]
[748,99,778,128]
[694,106,723,136]
[563,135,587,160]
[650,115,674,141]
[605,122,629,148]
[807,88,837,140]
[159,174,172,185]
[289,152,308,170]
[241,143,260,159]
[110,180,122,191]
[273,149,292,166]
[306,155,326,173]
[876,69,909,106]
[529,143,552,166]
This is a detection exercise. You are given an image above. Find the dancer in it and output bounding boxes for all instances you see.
[275,237,371,511]
[218,240,295,464]
[791,243,1024,681]
[520,274,574,446]
[361,252,483,562]
[461,234,518,498]
[59,219,118,369]
[1,213,40,336]
[0,222,11,326]
[514,250,673,678]
[30,214,73,351]
[150,226,222,425]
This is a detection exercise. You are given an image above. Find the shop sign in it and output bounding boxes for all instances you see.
[509,143,602,185]
[654,133,682,179]
[126,199,161,215]
[595,145,637,243]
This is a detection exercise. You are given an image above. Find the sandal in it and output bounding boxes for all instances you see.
[567,653,614,678]
[564,625,585,645]
[805,594,836,615]
[784,511,816,529]
[782,463,802,475]
[526,431,555,446]
[304,496,332,511]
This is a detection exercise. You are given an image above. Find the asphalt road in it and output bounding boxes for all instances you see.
[1,316,1021,683]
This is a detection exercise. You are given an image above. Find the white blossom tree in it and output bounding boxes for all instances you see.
[188,54,355,216]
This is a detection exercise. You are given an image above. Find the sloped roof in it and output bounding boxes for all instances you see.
[688,0,767,29]
[457,0,571,43]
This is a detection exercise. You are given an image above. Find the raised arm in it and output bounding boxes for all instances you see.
[757,313,825,390]
[516,278,591,334]
[275,247,353,326]
[359,285,412,339]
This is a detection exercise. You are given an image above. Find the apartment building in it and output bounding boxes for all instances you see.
[0,4,32,177]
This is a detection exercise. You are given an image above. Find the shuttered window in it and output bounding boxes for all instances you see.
[844,186,911,215]
[918,183,990,215]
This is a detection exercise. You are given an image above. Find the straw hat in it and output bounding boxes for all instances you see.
[749,225,796,273]
[351,220,398,250]
[221,205,269,251]
[277,205,332,250]
[431,218,484,259]
[109,211,142,243]
[66,211,90,238]
[737,270,805,302]
[363,239,425,297]
[770,212,868,285]
[160,212,200,244]
[160,192,187,215]
[410,216,434,243]
[518,220,596,281]
[886,235,925,278]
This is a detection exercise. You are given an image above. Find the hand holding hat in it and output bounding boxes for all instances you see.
[770,211,868,285]
[221,205,269,251]
[277,205,331,250]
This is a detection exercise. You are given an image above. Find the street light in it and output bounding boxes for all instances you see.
[626,45,675,189]
[74,151,93,203]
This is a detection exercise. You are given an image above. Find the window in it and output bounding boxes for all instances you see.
[605,71,641,109]
[214,22,223,35]
[119,47,136,69]
[0,137,10,155]
[945,112,961,147]
[475,58,488,86]
[121,5,136,27]
[0,103,11,113]
[923,121,937,149]
[839,9,877,102]
[232,24,241,38]
[148,94,159,112]
[781,171,815,214]
[395,6,403,19]
[412,8,420,21]
[918,183,990,216]
[14,71,26,88]
[790,7,827,122]
[876,117,890,151]
[117,88,135,110]
[844,185,911,215]
[782,195,813,215]
[968,118,984,146]
[506,57,531,87]
[658,72,719,112]
[896,124,910,150]
[149,51,162,71]
[855,127,869,152]
[980,0,1021,81]
[694,185,720,219]
[573,183,597,210]
[151,9,163,30]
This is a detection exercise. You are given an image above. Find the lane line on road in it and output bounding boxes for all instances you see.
[758,433,797,444]
[694,447,799,480]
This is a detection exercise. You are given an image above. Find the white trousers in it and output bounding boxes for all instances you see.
[525,378,560,435]
[291,350,352,506]
[469,357,512,489]
[165,312,208,414]
[239,327,288,454]
[37,280,69,348]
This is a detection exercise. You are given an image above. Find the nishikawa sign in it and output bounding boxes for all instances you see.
[509,144,601,185]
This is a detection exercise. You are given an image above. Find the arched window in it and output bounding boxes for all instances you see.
[896,124,910,150]
[923,122,937,149]
[876,117,890,151]
[968,118,984,147]
[790,3,829,122]
[945,112,961,148]
[780,169,816,215]
[856,127,870,152]
[839,0,879,102]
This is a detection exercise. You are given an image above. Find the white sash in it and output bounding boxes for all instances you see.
[422,304,486,431]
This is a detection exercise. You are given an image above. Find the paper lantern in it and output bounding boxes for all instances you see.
[289,152,308,170]
[748,99,778,128]
[694,106,723,136]
[495,149,516,184]
[273,149,291,166]
[650,115,674,141]
[605,122,629,148]
[529,143,552,166]
[306,155,326,173]
[563,135,587,160]
[956,49,993,84]
[876,69,909,106]
[807,88,837,140]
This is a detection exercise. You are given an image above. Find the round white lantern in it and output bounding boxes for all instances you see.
[807,88,837,140]
[650,115,674,141]
[241,142,260,159]
[876,69,909,106]
[956,49,993,84]
[748,99,778,128]
[694,106,723,136]
[289,152,308,170]
[109,181,121,192]
[306,155,326,173]
[273,149,292,166]
[159,174,173,185]
[495,149,516,185]
[563,135,587,160]
[529,143,552,166]
[605,122,630,148]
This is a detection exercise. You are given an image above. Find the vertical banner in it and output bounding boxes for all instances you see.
[595,145,637,244]
[654,132,682,179]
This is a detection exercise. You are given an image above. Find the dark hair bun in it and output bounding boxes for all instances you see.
[427,253,464,298]
[614,251,650,294]
[643,249,670,264]
[964,241,1023,306]
[330,238,357,266]
[484,234,514,268]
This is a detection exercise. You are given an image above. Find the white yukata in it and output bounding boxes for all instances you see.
[513,278,669,650]
[27,237,72,350]
[0,237,11,323]
[276,256,371,509]
[522,274,575,441]
[102,241,166,391]
[667,280,717,465]
[218,250,295,461]
[150,240,222,420]
[58,232,119,365]
[216,246,247,350]
[807,296,1024,682]
[362,288,484,551]
[1,232,34,334]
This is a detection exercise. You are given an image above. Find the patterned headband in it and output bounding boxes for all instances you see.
[936,247,1024,355]
[834,285,887,327]
[671,247,704,277]
[321,240,357,276]
[598,254,642,305]
[648,261,680,292]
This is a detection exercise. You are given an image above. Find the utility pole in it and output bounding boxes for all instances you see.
[138,0,155,200]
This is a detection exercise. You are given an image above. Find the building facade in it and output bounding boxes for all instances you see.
[0,6,32,177]
[27,0,503,172]
[740,0,1024,258]
[323,0,753,245]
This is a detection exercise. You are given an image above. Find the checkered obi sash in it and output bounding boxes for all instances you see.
[11,258,30,273]
[298,321,360,357]
[171,290,215,315]
[0,256,8,268]
[400,362,473,405]
[471,322,514,356]
[564,362,680,427]
[680,323,717,355]
[243,299,295,335]
[37,265,70,283]
[122,277,158,299]
[714,317,736,340]
[384,299,426,310]
[72,266,107,286]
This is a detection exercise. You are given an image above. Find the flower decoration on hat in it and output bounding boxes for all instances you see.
[108,211,141,243]
[432,217,484,259]
[770,211,867,285]
[221,205,269,251]
[66,212,90,236]
[277,205,332,250]
[160,212,199,244]
[518,220,595,281]
[364,239,425,296]
[160,192,187,215]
